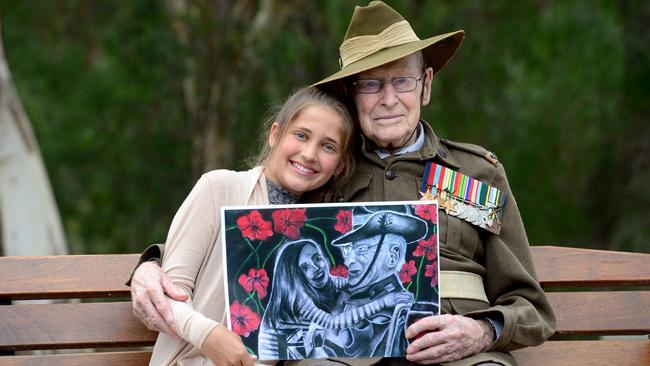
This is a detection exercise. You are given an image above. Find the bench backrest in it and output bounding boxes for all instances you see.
[0,246,649,364]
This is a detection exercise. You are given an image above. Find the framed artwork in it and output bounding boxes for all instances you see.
[221,201,439,360]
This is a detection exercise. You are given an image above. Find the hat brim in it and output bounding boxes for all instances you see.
[313,30,465,92]
[331,211,427,246]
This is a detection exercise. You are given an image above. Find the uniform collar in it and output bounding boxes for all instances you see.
[359,121,460,169]
[374,123,425,159]
[424,122,460,169]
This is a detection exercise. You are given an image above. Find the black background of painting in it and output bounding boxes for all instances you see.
[223,203,439,358]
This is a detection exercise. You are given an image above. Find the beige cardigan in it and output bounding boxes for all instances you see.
[150,167,269,366]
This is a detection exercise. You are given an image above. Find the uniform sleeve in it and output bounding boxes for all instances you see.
[124,243,165,286]
[298,296,390,329]
[161,175,222,350]
[464,164,556,351]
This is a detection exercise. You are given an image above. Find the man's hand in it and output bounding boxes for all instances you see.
[202,325,255,366]
[405,314,494,364]
[130,261,188,335]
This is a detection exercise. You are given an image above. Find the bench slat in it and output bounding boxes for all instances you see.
[0,302,157,350]
[0,255,139,300]
[549,291,650,335]
[531,246,650,287]
[512,340,650,366]
[0,351,152,366]
[2,247,647,300]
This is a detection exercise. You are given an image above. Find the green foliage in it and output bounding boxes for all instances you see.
[3,0,191,253]
[2,0,647,253]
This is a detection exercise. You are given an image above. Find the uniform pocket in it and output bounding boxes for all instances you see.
[440,214,481,260]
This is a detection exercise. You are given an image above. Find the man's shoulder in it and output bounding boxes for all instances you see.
[439,138,500,168]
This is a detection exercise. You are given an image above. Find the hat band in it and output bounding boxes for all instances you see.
[339,20,420,69]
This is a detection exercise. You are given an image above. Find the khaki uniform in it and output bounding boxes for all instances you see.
[329,121,555,365]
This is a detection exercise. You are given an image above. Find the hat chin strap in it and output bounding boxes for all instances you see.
[350,233,386,291]
[339,20,419,68]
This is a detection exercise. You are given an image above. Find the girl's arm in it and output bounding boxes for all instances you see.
[297,291,413,329]
[161,175,222,346]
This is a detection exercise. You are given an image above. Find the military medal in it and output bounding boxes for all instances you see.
[420,162,506,235]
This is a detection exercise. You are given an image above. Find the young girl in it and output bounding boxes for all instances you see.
[148,87,355,366]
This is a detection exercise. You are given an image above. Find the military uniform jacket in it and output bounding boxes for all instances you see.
[332,121,556,353]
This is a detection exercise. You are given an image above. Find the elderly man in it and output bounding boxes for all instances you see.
[320,208,425,358]
[129,2,555,365]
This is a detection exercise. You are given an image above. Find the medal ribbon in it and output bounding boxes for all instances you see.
[420,162,507,233]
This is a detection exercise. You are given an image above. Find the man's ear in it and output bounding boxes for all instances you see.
[268,122,280,147]
[387,243,401,267]
[421,67,434,106]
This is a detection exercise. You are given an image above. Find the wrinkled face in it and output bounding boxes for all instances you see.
[298,244,330,289]
[265,105,345,196]
[352,54,433,150]
[339,235,384,289]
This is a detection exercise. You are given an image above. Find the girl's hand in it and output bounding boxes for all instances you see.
[202,325,256,366]
[331,275,348,289]
[383,291,414,307]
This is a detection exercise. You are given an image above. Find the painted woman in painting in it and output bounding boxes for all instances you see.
[258,239,412,360]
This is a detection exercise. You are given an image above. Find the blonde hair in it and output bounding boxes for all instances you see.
[249,87,356,187]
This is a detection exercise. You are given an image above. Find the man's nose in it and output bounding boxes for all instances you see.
[343,251,356,265]
[380,82,398,107]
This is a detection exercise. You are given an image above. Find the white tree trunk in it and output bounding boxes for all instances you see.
[0,20,68,256]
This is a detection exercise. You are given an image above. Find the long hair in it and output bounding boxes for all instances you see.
[263,239,336,327]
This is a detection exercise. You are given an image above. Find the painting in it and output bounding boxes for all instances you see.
[221,201,440,360]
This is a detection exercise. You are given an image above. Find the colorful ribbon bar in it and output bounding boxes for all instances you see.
[420,162,506,235]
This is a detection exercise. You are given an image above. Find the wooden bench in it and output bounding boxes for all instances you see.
[0,246,648,365]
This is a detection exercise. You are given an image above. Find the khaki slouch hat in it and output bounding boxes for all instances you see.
[314,1,465,90]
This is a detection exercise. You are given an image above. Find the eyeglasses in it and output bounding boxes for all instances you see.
[352,74,425,94]
[340,242,379,258]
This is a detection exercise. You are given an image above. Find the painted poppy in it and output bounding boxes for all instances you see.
[238,268,270,299]
[399,259,417,284]
[330,264,349,278]
[414,204,437,223]
[413,234,438,261]
[334,209,353,234]
[236,210,273,241]
[230,301,261,337]
[272,208,306,240]
[425,261,439,287]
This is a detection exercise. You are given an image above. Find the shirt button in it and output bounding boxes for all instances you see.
[385,169,395,180]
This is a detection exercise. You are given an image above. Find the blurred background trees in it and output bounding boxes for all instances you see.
[1,0,647,254]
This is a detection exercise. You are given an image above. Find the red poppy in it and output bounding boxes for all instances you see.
[334,210,353,234]
[230,301,261,337]
[236,210,273,241]
[413,234,438,261]
[272,208,306,240]
[424,261,439,287]
[330,264,349,278]
[238,268,270,299]
[415,204,437,223]
[399,260,417,284]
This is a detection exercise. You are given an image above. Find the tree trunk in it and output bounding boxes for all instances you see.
[0,16,68,256]
[165,0,302,177]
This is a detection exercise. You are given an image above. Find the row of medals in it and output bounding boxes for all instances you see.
[421,188,498,229]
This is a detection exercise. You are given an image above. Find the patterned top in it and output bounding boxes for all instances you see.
[266,178,299,205]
